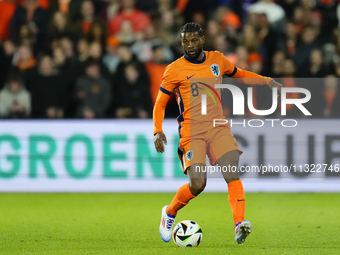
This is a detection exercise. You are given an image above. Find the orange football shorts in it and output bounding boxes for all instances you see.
[177,125,242,174]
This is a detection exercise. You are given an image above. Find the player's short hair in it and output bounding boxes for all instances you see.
[180,22,204,37]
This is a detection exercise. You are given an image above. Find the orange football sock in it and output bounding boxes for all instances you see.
[166,183,196,216]
[228,180,245,226]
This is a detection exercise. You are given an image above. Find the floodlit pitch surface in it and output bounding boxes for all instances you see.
[0,193,339,254]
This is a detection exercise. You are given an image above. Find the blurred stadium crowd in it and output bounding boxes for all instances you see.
[0,0,339,119]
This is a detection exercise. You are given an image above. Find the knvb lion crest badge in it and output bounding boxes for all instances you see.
[210,64,220,77]
[186,150,194,161]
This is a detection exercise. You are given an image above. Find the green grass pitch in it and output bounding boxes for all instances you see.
[0,193,339,255]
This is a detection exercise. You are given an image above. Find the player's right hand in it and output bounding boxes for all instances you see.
[154,132,167,153]
[268,80,282,96]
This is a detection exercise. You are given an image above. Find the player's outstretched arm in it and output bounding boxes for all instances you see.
[223,54,279,89]
[154,132,167,153]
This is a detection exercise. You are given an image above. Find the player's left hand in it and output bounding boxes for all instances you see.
[268,80,282,96]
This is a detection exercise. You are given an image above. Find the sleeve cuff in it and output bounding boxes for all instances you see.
[153,129,163,136]
[159,87,172,95]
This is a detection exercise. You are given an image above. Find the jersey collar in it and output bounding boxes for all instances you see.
[184,51,206,64]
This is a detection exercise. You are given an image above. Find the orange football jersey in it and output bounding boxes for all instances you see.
[153,51,272,138]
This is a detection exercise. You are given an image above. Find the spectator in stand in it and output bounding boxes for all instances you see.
[284,21,298,57]
[254,13,281,71]
[75,58,111,119]
[292,6,304,34]
[322,74,340,118]
[76,37,90,65]
[222,8,241,33]
[10,0,48,50]
[248,52,263,75]
[248,0,286,33]
[88,41,111,78]
[115,63,152,118]
[233,45,249,70]
[108,0,151,35]
[0,40,16,89]
[213,34,229,56]
[131,24,174,63]
[221,8,241,52]
[59,36,77,63]
[52,43,70,67]
[0,0,18,42]
[79,0,95,35]
[0,71,31,118]
[52,45,75,117]
[293,26,320,73]
[48,11,74,43]
[318,0,338,43]
[15,44,36,72]
[116,20,136,44]
[145,45,168,105]
[52,45,74,79]
[192,12,205,28]
[311,49,338,118]
[87,21,107,48]
[282,59,296,78]
[299,49,327,78]
[204,20,222,51]
[72,0,104,38]
[103,36,120,75]
[299,0,315,19]
[239,25,258,53]
[150,0,184,42]
[277,0,299,20]
[214,6,229,25]
[88,41,102,59]
[16,24,36,49]
[99,0,120,24]
[49,0,82,22]
[265,50,286,77]
[26,54,66,118]
[297,50,325,117]
[114,44,150,111]
[115,44,149,89]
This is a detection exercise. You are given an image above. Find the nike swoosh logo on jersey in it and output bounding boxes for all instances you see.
[187,74,196,79]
